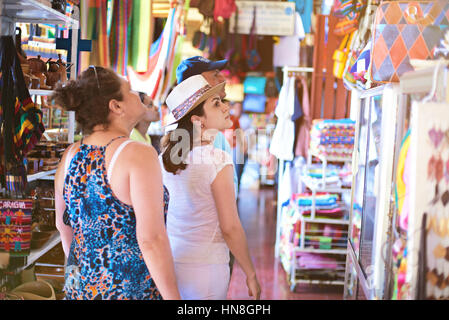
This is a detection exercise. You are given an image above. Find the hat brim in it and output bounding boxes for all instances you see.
[207,59,228,71]
[164,81,226,127]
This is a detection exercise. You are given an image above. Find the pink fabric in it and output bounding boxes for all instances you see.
[295,76,312,158]
[214,0,237,20]
[296,252,339,269]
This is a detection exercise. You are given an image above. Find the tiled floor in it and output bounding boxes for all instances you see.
[227,187,344,300]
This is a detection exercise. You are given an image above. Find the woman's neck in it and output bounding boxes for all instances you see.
[91,124,130,137]
[135,121,150,137]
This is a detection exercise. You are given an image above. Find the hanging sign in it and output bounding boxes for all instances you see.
[229,1,296,36]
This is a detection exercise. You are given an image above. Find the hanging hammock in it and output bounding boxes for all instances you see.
[127,6,178,100]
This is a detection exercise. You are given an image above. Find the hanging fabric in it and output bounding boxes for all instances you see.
[289,0,313,33]
[294,76,311,159]
[246,7,261,71]
[109,0,132,76]
[214,0,237,21]
[127,6,179,100]
[85,0,110,67]
[0,36,45,197]
[128,0,152,72]
[269,76,296,161]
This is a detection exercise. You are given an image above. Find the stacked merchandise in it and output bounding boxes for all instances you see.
[279,192,349,286]
[302,162,352,189]
[25,142,68,175]
[292,192,345,220]
[309,119,355,160]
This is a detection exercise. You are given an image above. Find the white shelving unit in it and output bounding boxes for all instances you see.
[0,0,78,285]
[28,89,54,96]
[275,107,354,289]
[27,169,56,182]
[15,231,61,273]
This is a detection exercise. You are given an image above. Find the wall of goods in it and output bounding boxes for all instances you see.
[272,0,449,299]
[1,0,449,300]
[0,0,79,299]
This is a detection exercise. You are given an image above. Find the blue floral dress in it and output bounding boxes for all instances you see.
[62,137,169,300]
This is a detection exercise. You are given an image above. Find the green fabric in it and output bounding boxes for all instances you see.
[129,0,151,72]
[130,128,152,145]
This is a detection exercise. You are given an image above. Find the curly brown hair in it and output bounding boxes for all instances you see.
[50,66,123,134]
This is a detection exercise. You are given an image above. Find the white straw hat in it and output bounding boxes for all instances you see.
[165,75,225,126]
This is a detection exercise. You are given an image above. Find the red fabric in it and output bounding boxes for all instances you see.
[224,115,240,148]
[294,76,311,159]
[214,0,237,20]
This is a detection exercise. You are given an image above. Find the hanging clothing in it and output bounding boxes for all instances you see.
[109,0,132,76]
[63,137,166,300]
[214,0,237,21]
[270,76,296,161]
[291,81,303,121]
[127,7,179,100]
[289,0,313,33]
[0,36,45,195]
[395,129,412,231]
[294,76,311,159]
[129,0,152,72]
[86,0,110,67]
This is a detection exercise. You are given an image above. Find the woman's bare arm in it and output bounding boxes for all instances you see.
[212,165,261,300]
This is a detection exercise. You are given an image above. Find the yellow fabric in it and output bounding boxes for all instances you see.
[396,133,411,215]
[130,128,152,145]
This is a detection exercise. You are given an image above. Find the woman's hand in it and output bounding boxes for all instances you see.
[246,275,261,300]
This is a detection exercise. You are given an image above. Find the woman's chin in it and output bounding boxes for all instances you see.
[224,119,233,129]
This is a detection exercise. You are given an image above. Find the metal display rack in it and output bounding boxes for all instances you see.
[0,0,79,287]
[290,155,350,289]
[274,67,355,290]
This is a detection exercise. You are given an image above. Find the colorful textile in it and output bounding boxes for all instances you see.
[85,0,110,67]
[289,0,313,33]
[309,119,355,160]
[127,6,179,100]
[296,252,339,269]
[0,36,45,195]
[63,138,167,300]
[0,199,33,252]
[370,1,449,83]
[128,0,152,72]
[293,192,338,208]
[395,129,411,231]
[109,0,132,76]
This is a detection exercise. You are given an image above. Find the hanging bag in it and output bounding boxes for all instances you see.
[246,7,261,71]
[342,0,375,89]
[370,0,449,83]
[0,199,33,253]
[332,0,365,21]
[332,32,355,79]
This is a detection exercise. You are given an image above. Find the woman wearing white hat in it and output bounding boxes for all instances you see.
[160,75,261,300]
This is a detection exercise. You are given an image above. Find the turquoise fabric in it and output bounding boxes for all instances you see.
[214,131,239,196]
